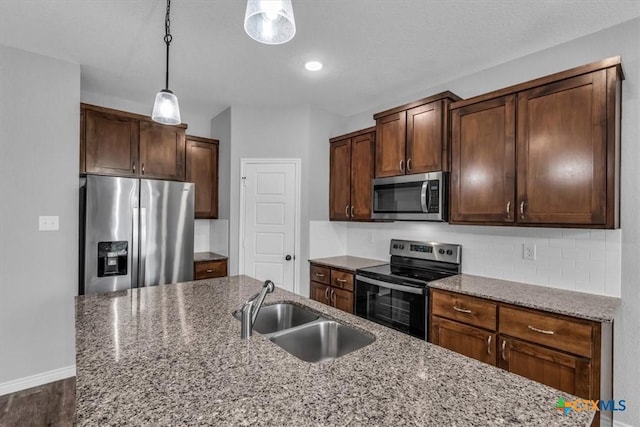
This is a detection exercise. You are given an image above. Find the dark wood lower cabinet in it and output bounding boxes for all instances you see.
[498,337,591,399]
[309,262,354,314]
[431,316,496,365]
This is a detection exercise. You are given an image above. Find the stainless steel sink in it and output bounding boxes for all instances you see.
[233,302,319,334]
[269,320,375,363]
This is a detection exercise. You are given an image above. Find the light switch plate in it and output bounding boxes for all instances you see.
[523,242,536,260]
[39,216,59,231]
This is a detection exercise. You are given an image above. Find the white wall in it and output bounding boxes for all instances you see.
[0,45,80,392]
[327,18,639,425]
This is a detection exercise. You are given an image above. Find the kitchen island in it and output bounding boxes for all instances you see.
[75,276,592,426]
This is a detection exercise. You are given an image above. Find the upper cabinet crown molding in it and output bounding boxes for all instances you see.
[373,91,462,177]
[450,56,623,229]
[80,103,187,182]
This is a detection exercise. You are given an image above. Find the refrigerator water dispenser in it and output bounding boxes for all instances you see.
[97,241,128,277]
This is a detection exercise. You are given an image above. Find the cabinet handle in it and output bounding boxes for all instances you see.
[487,336,492,355]
[325,287,330,302]
[452,306,472,314]
[527,325,555,335]
[142,163,145,175]
[407,158,412,172]
[351,206,354,218]
[315,273,325,278]
[336,278,347,283]
[501,340,507,361]
[345,205,350,218]
[330,289,336,305]
[399,159,405,173]
[520,200,526,220]
[132,162,136,174]
[206,269,213,273]
[505,201,511,219]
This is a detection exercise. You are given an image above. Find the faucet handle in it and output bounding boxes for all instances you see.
[263,280,275,293]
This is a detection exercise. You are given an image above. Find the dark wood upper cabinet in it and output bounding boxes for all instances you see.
[450,57,623,228]
[80,103,188,181]
[139,121,185,181]
[373,92,461,178]
[186,136,219,219]
[450,95,516,224]
[329,128,375,221]
[84,109,139,177]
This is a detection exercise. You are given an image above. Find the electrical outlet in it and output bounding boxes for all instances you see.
[523,242,536,260]
[39,215,59,231]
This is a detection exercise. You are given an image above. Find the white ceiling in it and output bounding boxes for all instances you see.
[1,1,639,118]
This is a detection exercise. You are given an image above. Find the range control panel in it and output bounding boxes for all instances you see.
[389,239,461,264]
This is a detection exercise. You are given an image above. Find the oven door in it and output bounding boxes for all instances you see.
[355,275,427,340]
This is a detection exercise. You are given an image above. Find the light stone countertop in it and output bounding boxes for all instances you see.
[429,274,620,322]
[194,251,228,262]
[75,275,593,426]
[308,255,387,272]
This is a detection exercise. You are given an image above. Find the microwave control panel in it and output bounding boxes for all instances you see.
[426,180,440,213]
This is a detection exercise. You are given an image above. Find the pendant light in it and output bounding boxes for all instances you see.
[244,0,296,45]
[152,0,181,125]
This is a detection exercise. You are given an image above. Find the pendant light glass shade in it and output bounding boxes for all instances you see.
[152,89,181,125]
[244,0,296,45]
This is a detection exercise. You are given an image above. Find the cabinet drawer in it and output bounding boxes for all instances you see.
[499,306,592,358]
[310,264,330,284]
[330,270,354,292]
[431,290,497,330]
[194,260,227,280]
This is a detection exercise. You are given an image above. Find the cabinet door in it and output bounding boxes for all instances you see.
[406,101,443,174]
[84,110,138,176]
[431,316,496,365]
[139,121,186,181]
[186,137,219,219]
[499,337,591,399]
[331,287,354,314]
[450,95,516,223]
[350,132,375,220]
[310,282,331,306]
[517,71,607,225]
[375,112,406,177]
[329,139,351,220]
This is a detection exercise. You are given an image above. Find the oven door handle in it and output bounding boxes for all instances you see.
[356,275,425,295]
[420,180,429,213]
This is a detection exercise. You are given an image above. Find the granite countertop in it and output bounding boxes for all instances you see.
[75,276,591,426]
[429,274,620,322]
[194,251,228,262]
[308,255,386,272]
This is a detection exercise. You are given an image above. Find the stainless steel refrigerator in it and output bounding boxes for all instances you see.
[79,175,194,294]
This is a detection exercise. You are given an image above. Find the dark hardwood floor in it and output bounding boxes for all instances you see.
[0,378,75,427]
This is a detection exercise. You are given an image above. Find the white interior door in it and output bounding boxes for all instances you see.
[240,160,299,293]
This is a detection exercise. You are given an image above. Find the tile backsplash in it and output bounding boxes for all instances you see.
[310,221,621,297]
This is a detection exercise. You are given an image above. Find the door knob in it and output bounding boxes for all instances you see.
[285,255,292,261]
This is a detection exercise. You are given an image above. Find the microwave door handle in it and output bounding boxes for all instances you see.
[420,181,429,213]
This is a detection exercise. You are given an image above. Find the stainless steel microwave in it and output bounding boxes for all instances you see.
[371,172,447,221]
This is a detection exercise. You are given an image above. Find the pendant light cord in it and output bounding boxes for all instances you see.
[164,0,172,91]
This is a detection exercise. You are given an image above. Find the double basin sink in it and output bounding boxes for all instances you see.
[233,302,375,363]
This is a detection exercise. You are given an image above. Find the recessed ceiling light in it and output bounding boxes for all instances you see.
[305,61,323,71]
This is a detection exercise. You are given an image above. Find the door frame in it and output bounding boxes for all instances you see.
[238,158,301,295]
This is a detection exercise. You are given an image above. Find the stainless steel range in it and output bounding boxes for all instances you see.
[355,239,462,340]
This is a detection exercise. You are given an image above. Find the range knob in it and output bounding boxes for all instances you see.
[399,244,405,249]
[393,244,398,249]
[446,249,453,256]
[438,249,445,255]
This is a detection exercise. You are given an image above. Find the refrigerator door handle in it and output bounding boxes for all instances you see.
[140,207,147,287]
[132,207,139,288]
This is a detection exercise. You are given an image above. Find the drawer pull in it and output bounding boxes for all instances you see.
[206,269,213,273]
[452,306,472,314]
[501,340,507,361]
[336,278,347,283]
[527,325,555,335]
[487,335,492,355]
[315,273,325,278]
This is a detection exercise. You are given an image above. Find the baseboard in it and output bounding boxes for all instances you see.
[0,365,76,396]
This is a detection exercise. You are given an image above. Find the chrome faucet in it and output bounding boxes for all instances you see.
[240,280,275,339]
